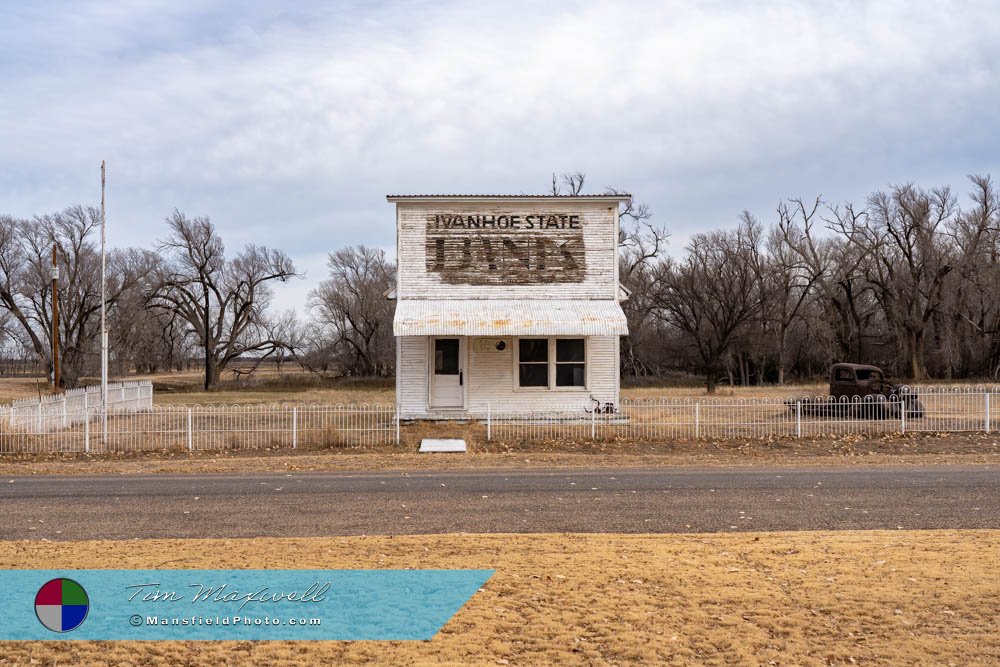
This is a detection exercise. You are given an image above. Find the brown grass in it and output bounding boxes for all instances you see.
[0,377,52,405]
[0,531,997,665]
[3,369,995,407]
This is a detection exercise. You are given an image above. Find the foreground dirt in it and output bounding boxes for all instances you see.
[1,431,998,476]
[1,531,997,666]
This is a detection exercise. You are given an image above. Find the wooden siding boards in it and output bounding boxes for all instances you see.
[398,336,429,418]
[396,335,619,419]
[392,196,625,420]
[395,200,619,300]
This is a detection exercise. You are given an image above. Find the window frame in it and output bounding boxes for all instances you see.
[513,337,589,391]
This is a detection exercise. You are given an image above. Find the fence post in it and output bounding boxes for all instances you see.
[291,407,297,449]
[487,403,492,441]
[36,404,42,434]
[796,400,802,438]
[900,399,906,434]
[187,408,193,452]
[695,403,700,438]
[394,405,400,445]
[986,393,991,433]
[62,398,68,428]
[84,408,90,453]
[591,406,596,439]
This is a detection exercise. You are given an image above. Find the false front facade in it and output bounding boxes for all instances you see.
[389,194,630,419]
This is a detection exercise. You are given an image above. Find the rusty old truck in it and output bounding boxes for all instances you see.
[790,363,924,419]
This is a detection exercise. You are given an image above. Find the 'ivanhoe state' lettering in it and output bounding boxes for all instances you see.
[430,214,581,230]
[424,212,586,285]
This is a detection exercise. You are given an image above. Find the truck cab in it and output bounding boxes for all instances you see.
[829,363,888,399]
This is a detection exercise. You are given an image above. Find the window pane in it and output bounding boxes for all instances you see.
[556,339,585,362]
[519,364,548,387]
[434,339,459,375]
[556,363,585,387]
[519,338,548,363]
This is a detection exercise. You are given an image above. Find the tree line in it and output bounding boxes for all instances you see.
[622,175,1000,390]
[1,173,997,392]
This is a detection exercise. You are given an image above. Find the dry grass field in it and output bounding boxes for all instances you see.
[1,531,997,665]
[0,377,51,405]
[4,369,995,407]
[0,370,831,407]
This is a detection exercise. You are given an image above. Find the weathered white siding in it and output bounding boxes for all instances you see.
[466,335,618,413]
[398,335,619,419]
[397,336,428,419]
[396,200,618,301]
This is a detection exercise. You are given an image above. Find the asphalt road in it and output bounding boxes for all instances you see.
[2,465,997,540]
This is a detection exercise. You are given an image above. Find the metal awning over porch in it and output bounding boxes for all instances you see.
[393,299,628,337]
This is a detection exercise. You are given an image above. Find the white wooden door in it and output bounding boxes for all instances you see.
[429,338,464,408]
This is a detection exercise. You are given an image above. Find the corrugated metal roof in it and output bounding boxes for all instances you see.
[386,194,631,201]
[393,299,628,337]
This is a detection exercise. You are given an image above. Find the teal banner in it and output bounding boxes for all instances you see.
[0,569,493,640]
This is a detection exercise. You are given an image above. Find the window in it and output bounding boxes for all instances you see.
[434,339,459,375]
[556,339,585,387]
[517,338,586,389]
[518,339,548,387]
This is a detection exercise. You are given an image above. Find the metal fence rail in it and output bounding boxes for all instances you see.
[0,403,397,454]
[1,381,152,433]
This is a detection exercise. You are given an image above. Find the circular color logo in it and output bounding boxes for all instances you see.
[35,578,89,633]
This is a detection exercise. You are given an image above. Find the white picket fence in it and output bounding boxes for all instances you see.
[0,402,397,454]
[0,385,997,454]
[487,386,999,442]
[1,381,152,433]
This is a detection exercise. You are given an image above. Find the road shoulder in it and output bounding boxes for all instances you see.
[1,430,998,476]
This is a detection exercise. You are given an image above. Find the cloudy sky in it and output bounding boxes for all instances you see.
[2,0,998,312]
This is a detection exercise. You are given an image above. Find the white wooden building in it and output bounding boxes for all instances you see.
[389,194,630,419]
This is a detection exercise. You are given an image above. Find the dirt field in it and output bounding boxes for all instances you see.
[1,530,996,665]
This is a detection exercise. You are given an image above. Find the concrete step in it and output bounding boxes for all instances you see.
[418,438,468,453]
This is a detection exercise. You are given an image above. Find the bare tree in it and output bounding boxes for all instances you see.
[550,171,586,195]
[830,185,956,379]
[307,246,395,377]
[0,215,49,376]
[765,199,826,383]
[654,218,765,392]
[147,210,298,390]
[949,175,1000,378]
[606,188,670,376]
[0,207,146,386]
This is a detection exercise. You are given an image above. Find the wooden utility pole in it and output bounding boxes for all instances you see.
[51,244,60,391]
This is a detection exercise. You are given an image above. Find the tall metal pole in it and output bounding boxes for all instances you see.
[101,161,108,439]
[51,245,60,391]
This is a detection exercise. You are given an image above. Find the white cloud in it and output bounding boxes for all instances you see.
[2,0,999,310]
